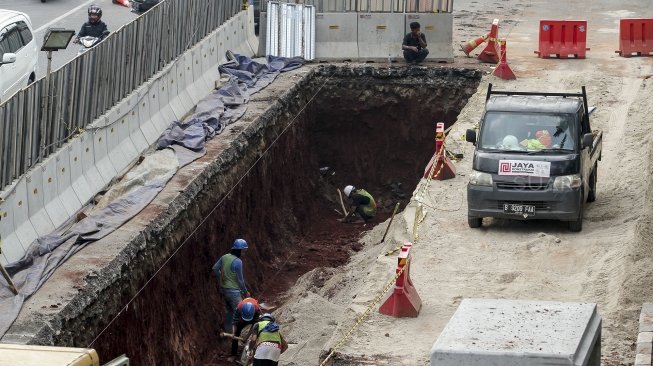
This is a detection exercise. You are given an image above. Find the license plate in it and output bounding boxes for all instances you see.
[503,204,535,216]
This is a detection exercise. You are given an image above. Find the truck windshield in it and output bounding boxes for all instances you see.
[479,112,577,152]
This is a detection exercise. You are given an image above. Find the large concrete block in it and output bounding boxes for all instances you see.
[357,13,405,60]
[431,299,601,366]
[314,13,359,60]
[405,13,453,62]
[640,303,653,332]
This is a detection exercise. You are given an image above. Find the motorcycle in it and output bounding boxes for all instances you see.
[76,31,110,56]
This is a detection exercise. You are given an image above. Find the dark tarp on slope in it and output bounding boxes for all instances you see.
[0,54,304,338]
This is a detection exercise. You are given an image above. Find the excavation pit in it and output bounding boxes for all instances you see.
[18,65,481,365]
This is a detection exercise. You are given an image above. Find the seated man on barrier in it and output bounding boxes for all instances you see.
[402,22,429,64]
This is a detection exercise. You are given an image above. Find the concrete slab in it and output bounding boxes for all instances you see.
[430,298,601,366]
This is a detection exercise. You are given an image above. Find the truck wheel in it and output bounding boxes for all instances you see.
[587,164,597,203]
[468,216,482,228]
[568,198,584,232]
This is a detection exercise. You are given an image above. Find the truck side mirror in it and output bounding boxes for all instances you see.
[0,53,16,65]
[465,129,477,144]
[582,133,593,149]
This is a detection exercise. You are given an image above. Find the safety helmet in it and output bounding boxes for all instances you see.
[88,5,102,22]
[232,238,248,250]
[241,302,256,322]
[502,135,519,149]
[343,185,355,197]
[260,313,275,322]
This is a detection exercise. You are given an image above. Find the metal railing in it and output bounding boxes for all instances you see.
[261,0,453,13]
[0,0,242,189]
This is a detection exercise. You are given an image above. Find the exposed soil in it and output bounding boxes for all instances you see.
[85,66,480,365]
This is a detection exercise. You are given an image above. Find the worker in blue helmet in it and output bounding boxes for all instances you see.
[213,238,251,332]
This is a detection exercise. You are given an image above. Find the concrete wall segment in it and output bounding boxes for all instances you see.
[9,179,37,251]
[25,167,56,237]
[358,13,406,60]
[315,13,359,60]
[54,151,82,217]
[405,13,453,61]
[68,138,95,206]
[0,192,21,264]
[41,156,71,230]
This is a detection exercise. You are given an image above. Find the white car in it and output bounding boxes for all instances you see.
[0,10,38,104]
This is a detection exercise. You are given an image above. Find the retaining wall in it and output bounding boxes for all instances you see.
[0,9,257,265]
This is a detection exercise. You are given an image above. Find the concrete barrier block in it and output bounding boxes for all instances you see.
[79,131,106,195]
[9,178,38,251]
[431,299,601,366]
[106,102,140,171]
[25,166,55,237]
[315,13,359,60]
[184,52,203,105]
[246,6,259,56]
[40,156,70,229]
[635,353,652,366]
[358,14,405,60]
[68,138,94,205]
[155,71,178,126]
[54,151,82,217]
[136,87,160,145]
[0,193,23,264]
[147,78,169,135]
[641,303,653,332]
[191,44,213,101]
[200,39,219,92]
[120,92,150,154]
[165,66,185,122]
[405,13,453,62]
[258,12,268,57]
[216,27,229,64]
[91,127,118,185]
[174,58,195,115]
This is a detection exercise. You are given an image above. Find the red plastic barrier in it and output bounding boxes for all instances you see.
[379,243,422,318]
[616,18,653,57]
[534,20,590,59]
[423,122,456,180]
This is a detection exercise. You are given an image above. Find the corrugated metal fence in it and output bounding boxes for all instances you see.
[260,0,454,13]
[0,0,242,189]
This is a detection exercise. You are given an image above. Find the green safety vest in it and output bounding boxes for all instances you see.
[256,320,282,345]
[358,189,377,217]
[220,254,240,290]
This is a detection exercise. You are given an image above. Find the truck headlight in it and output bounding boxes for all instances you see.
[553,174,582,189]
[469,170,493,186]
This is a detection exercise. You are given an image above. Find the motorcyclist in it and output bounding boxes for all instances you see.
[74,5,108,44]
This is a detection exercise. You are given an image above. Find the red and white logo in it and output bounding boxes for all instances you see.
[499,162,511,173]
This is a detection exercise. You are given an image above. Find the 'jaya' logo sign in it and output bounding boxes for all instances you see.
[498,160,551,177]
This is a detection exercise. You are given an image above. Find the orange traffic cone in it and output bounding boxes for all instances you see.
[114,0,130,7]
[460,33,489,57]
[478,19,500,64]
[493,39,516,80]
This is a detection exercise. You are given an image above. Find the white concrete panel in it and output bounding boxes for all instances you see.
[216,27,229,65]
[258,12,268,57]
[246,6,259,56]
[79,132,106,194]
[105,118,132,175]
[191,44,212,100]
[200,39,219,92]
[184,53,203,106]
[106,102,140,171]
[136,87,160,145]
[315,13,359,60]
[25,166,55,237]
[0,193,23,264]
[358,14,405,60]
[121,92,149,154]
[405,13,453,62]
[148,77,169,134]
[92,127,118,185]
[54,151,82,217]
[156,70,178,126]
[68,137,94,205]
[10,178,38,250]
[41,156,70,229]
[165,66,185,122]
[174,59,195,116]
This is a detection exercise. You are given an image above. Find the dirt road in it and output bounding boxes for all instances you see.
[276,0,653,365]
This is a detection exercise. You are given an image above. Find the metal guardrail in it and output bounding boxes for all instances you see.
[260,0,453,13]
[0,0,242,189]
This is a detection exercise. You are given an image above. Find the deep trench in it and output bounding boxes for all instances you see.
[68,66,481,365]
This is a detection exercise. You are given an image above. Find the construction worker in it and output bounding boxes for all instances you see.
[230,297,262,361]
[251,313,288,366]
[213,238,251,332]
[342,185,377,223]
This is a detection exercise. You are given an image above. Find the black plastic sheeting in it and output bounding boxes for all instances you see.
[0,54,304,338]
